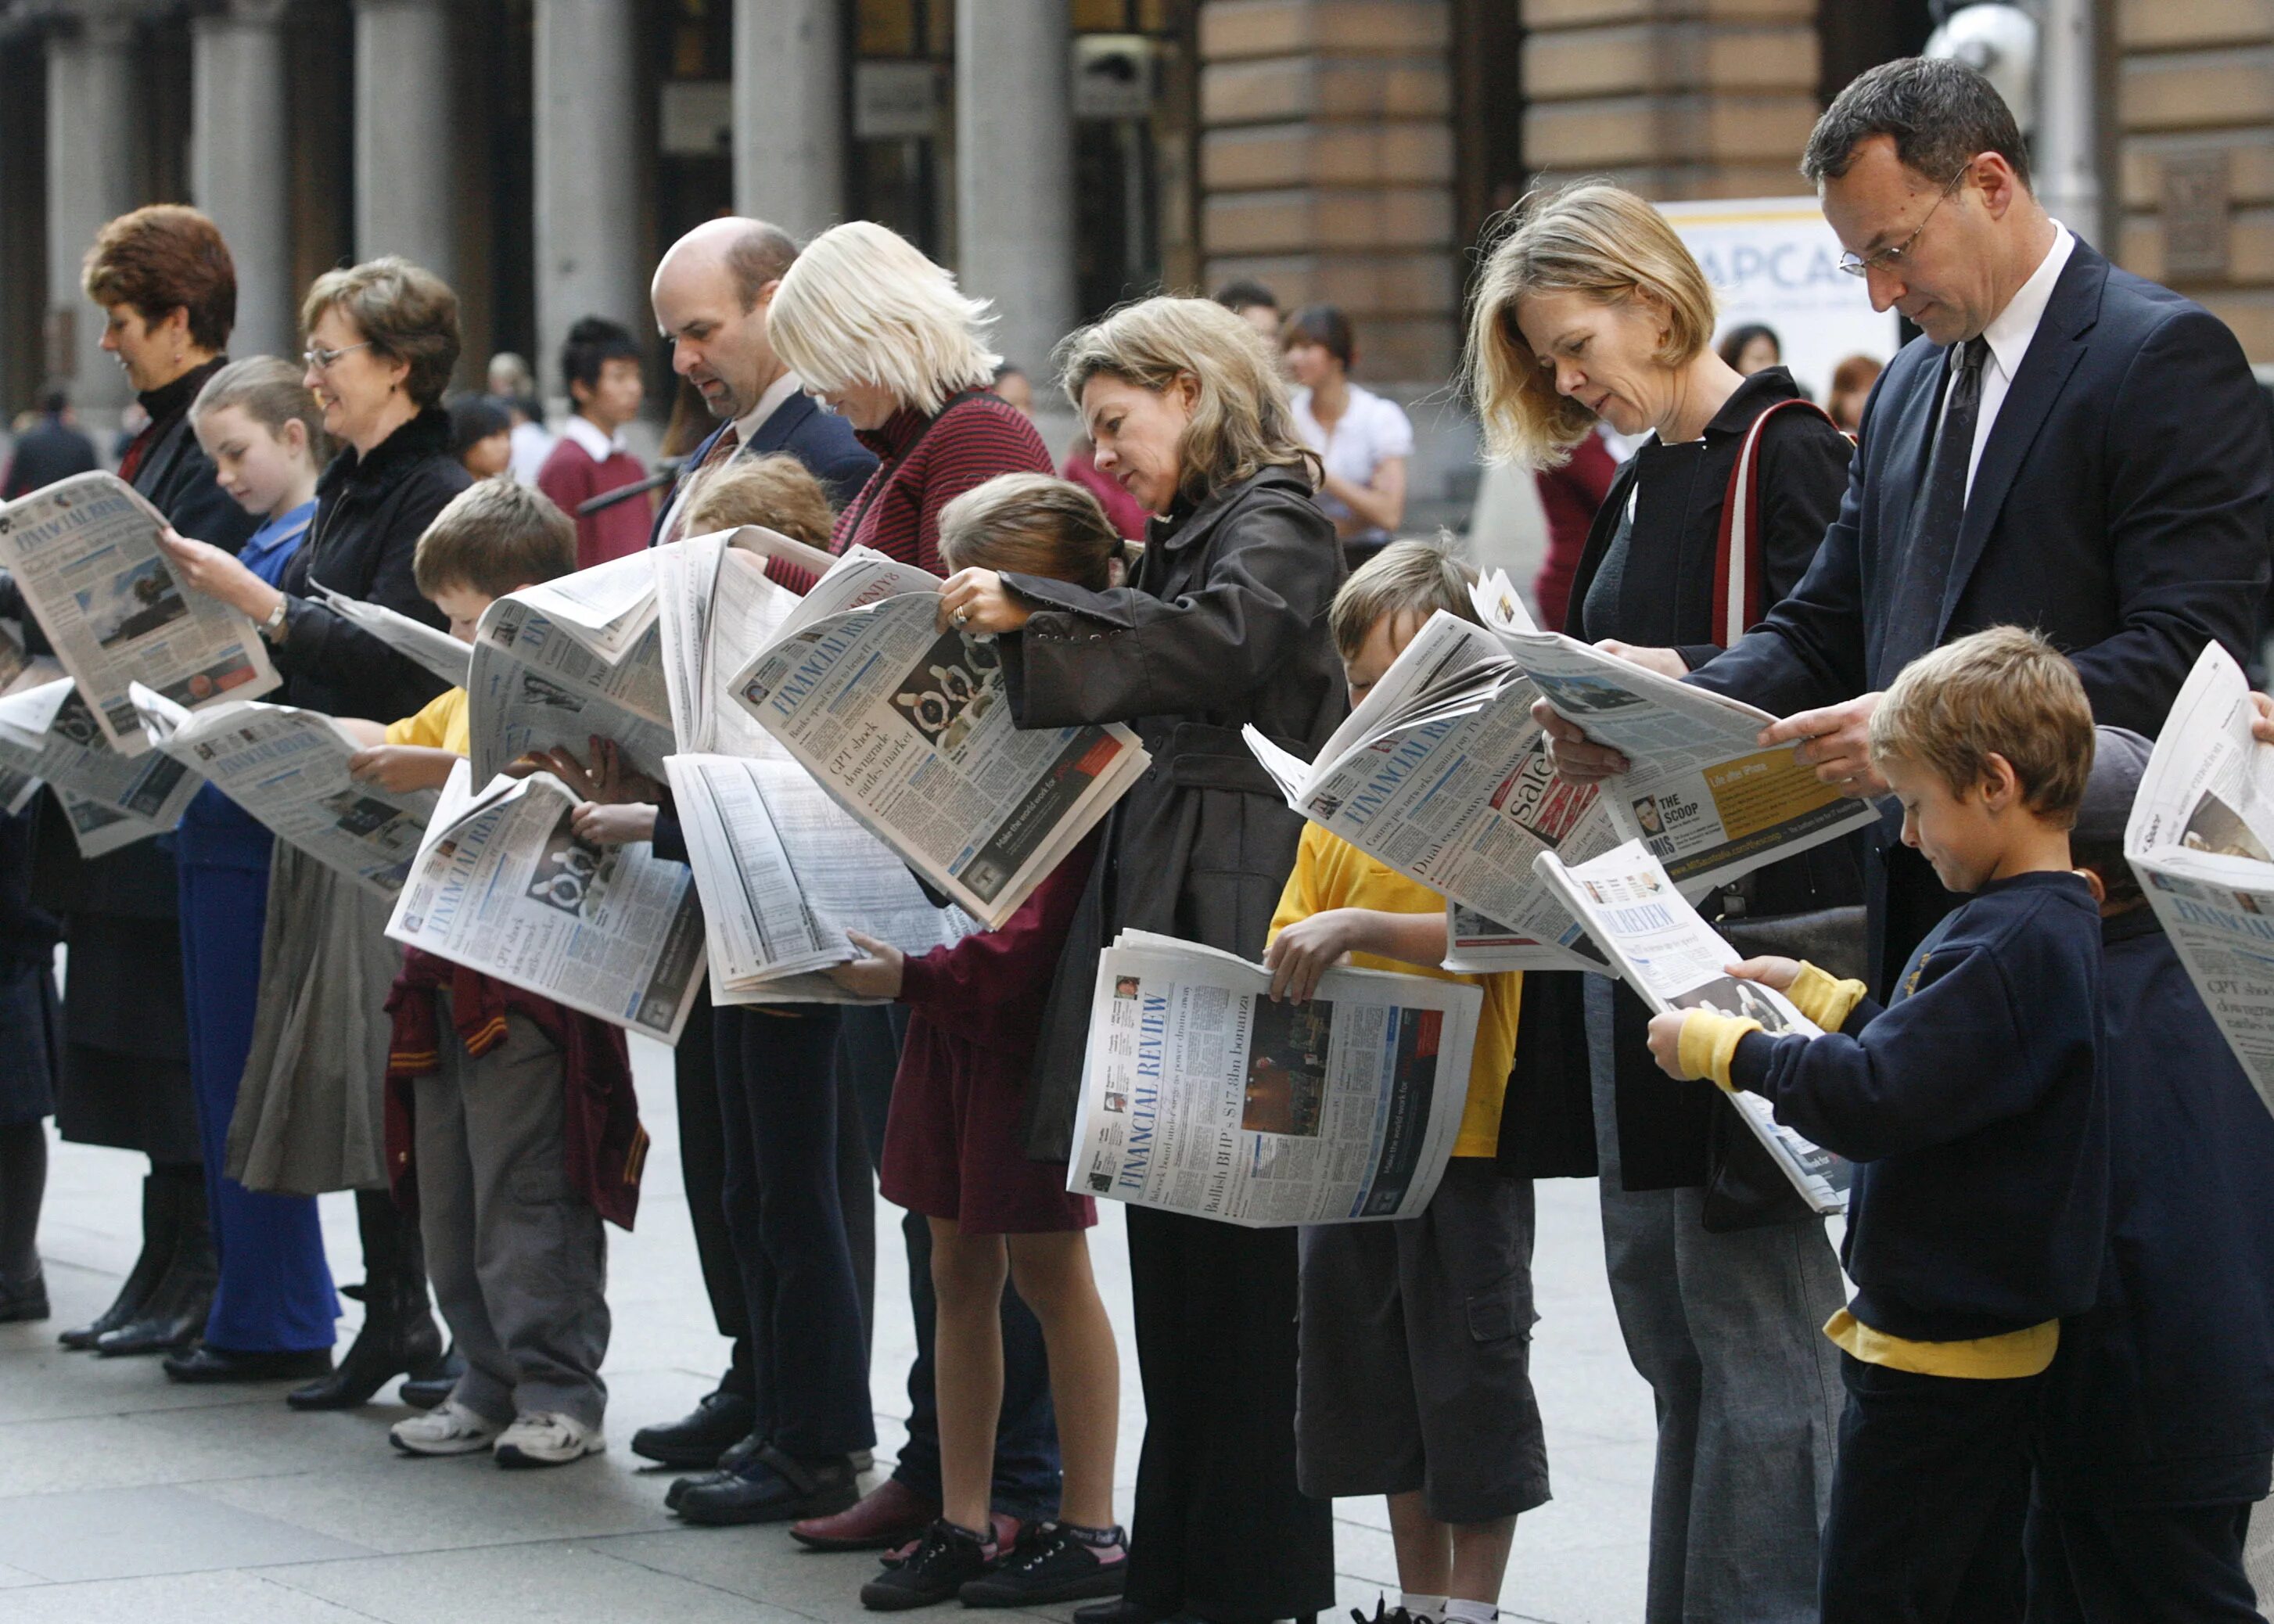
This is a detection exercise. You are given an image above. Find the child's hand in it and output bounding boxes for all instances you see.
[1263,911,1356,1004]
[347,745,457,794]
[158,526,278,621]
[1647,1008,1701,1079]
[1724,955,1802,992]
[507,745,595,793]
[569,801,656,846]
[826,929,905,1000]
[587,737,663,805]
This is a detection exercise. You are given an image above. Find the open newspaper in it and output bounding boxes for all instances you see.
[650,526,823,758]
[0,674,201,839]
[2125,641,2274,1117]
[0,472,278,753]
[1533,838,1850,1214]
[131,688,436,898]
[386,762,706,1044]
[310,582,471,689]
[1442,898,1605,975]
[730,547,1150,929]
[664,753,979,1004]
[1066,929,1478,1227]
[56,793,174,859]
[467,551,674,785]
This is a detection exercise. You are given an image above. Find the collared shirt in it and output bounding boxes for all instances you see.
[557,413,626,463]
[656,371,807,545]
[1939,222,2076,501]
[238,498,315,587]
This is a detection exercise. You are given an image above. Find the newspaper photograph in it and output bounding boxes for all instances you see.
[467,568,674,786]
[386,762,706,1044]
[2126,641,2274,1116]
[651,527,803,758]
[134,688,436,898]
[310,582,471,689]
[1066,929,1478,1228]
[57,791,173,859]
[0,472,278,753]
[664,753,979,1004]
[1534,838,1851,1214]
[0,676,201,830]
[731,548,1149,929]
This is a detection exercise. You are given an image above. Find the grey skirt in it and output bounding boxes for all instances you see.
[225,843,400,1195]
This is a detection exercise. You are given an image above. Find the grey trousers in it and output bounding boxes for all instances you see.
[1585,975,1845,1624]
[413,997,609,1429]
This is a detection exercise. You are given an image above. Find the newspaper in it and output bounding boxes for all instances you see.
[1442,898,1606,975]
[310,581,471,689]
[1065,929,1478,1228]
[1533,838,1850,1214]
[132,688,436,898]
[56,792,173,859]
[0,675,202,834]
[2125,641,2274,1117]
[663,753,979,1005]
[730,548,1151,929]
[386,761,707,1044]
[651,527,805,758]
[0,472,278,753]
[466,555,675,786]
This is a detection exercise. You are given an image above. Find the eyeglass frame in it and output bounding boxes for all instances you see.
[1837,160,1975,279]
[302,340,373,372]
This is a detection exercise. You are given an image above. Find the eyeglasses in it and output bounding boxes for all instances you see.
[1838,163,1972,278]
[303,341,372,372]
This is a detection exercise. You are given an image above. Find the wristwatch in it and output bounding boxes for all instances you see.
[260,595,289,640]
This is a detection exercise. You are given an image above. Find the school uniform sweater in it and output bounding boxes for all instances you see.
[1723,871,2108,1350]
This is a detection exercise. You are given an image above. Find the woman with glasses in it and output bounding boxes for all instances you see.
[159,257,471,1412]
[1461,181,1858,1624]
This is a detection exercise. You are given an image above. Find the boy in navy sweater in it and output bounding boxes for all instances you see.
[1645,626,2108,1624]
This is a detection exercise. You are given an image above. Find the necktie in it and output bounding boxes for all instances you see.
[1880,338,1986,683]
[658,424,739,548]
[116,418,160,487]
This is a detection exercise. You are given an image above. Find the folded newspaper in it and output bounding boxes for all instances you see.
[664,753,979,1005]
[56,793,173,859]
[0,674,201,839]
[1532,838,1850,1214]
[131,687,436,898]
[467,551,675,786]
[0,472,279,753]
[386,761,707,1044]
[1066,929,1478,1228]
[729,547,1150,929]
[651,526,817,759]
[2125,641,2274,1118]
[310,582,471,689]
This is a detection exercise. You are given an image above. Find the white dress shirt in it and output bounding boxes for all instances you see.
[656,370,809,543]
[558,412,627,463]
[1942,222,2075,501]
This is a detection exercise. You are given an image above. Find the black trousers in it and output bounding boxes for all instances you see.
[2026,1493,2265,1622]
[1124,1206,1335,1621]
[1820,1353,2035,1624]
[672,986,755,1399]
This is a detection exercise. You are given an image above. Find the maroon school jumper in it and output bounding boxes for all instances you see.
[536,426,651,569]
[880,829,1101,1234]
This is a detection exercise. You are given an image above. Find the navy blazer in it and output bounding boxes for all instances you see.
[648,390,878,548]
[1688,238,2272,739]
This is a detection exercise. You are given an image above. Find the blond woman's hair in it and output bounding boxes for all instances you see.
[768,221,999,417]
[681,453,835,549]
[302,257,462,408]
[938,473,1121,592]
[1868,626,2095,825]
[1329,540,1480,663]
[1461,182,1719,469]
[413,479,575,600]
[1053,296,1314,508]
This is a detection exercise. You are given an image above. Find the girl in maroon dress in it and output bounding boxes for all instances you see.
[828,473,1130,1608]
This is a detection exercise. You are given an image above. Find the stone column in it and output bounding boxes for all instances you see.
[45,5,142,412]
[192,0,294,360]
[955,1,1078,375]
[732,0,842,241]
[533,0,645,404]
[354,0,455,282]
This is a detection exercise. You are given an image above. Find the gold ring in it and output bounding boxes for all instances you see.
[952,608,969,627]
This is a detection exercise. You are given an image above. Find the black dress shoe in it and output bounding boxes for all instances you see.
[397,1343,465,1411]
[0,1269,48,1324]
[95,1289,213,1357]
[162,1345,336,1383]
[632,1389,760,1468]
[674,1444,858,1526]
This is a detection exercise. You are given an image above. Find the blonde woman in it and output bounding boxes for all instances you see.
[1462,182,1854,1624]
[943,296,1342,1624]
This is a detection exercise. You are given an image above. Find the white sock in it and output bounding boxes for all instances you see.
[1401,1593,1450,1621]
[1442,1601,1497,1624]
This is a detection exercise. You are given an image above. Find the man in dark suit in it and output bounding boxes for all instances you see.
[2,388,98,500]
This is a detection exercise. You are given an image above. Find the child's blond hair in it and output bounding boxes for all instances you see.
[412,479,576,598]
[936,472,1121,591]
[1328,539,1479,663]
[1868,625,2095,825]
[681,452,836,549]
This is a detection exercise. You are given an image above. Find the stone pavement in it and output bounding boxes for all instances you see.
[0,1038,1656,1624]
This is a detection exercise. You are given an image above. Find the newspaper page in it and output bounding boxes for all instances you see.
[386,762,706,1043]
[0,472,278,753]
[652,528,801,758]
[467,585,674,787]
[2125,641,2274,1116]
[310,582,471,688]
[1065,929,1478,1228]
[56,792,172,859]
[134,689,436,898]
[664,753,979,1004]
[0,676,201,830]
[731,550,1150,930]
[1533,838,1850,1214]
[1442,899,1606,975]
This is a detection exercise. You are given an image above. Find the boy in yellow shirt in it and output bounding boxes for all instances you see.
[1263,544,1543,1624]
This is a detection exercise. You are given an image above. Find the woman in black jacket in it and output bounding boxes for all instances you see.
[163,257,469,1410]
[1462,183,1857,1624]
[943,296,1342,1624]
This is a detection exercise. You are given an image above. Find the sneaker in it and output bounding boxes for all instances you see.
[960,1522,1128,1607]
[494,1410,605,1468]
[860,1519,995,1610]
[390,1398,505,1457]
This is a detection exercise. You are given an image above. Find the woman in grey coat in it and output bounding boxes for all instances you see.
[941,296,1344,1624]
